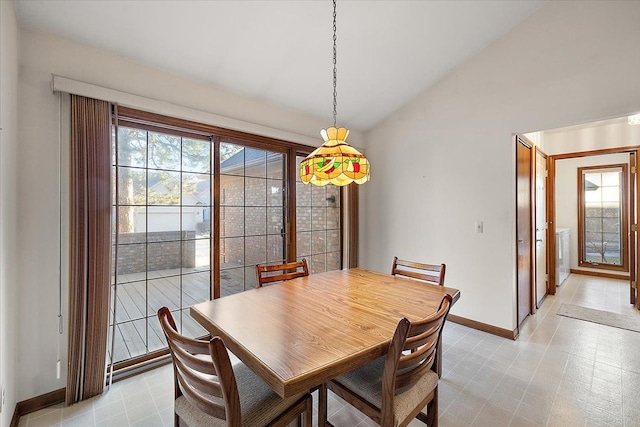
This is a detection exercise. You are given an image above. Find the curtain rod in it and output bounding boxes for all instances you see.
[50,74,319,147]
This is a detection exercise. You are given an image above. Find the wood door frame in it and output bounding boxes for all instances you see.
[547,156,557,294]
[547,145,640,303]
[516,136,535,326]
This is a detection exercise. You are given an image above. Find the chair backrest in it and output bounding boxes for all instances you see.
[391,256,446,286]
[380,295,452,424]
[158,307,241,425]
[256,258,309,287]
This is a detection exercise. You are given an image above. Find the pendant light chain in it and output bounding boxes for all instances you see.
[332,0,338,128]
[298,0,370,186]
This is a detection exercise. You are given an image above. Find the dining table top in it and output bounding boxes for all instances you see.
[190,267,460,398]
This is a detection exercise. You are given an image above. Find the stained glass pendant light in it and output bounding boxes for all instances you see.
[299,0,370,187]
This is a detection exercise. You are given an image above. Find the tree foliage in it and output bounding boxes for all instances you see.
[115,126,213,232]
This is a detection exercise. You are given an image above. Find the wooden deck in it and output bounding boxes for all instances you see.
[109,264,251,364]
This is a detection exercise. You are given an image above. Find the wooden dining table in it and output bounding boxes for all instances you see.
[191,267,460,403]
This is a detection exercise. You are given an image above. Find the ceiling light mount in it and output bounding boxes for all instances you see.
[299,0,370,187]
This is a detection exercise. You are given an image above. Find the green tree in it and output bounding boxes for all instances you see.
[220,142,243,163]
[115,127,212,233]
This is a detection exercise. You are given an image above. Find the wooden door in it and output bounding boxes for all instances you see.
[516,138,533,326]
[535,149,548,307]
[631,152,638,308]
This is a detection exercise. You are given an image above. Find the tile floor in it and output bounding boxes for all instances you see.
[18,274,640,426]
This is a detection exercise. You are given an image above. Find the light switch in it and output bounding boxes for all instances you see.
[475,221,483,233]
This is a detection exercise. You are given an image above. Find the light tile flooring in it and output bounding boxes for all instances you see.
[19,274,640,427]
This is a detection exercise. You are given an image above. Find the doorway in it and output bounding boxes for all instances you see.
[549,148,639,309]
[516,116,640,321]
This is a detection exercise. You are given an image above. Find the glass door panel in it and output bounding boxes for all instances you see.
[219,143,287,296]
[579,164,628,271]
[296,156,341,273]
[110,126,213,365]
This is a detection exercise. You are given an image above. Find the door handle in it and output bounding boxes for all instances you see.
[536,239,543,243]
[518,239,524,243]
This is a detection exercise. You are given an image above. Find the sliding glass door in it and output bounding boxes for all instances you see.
[108,109,345,369]
[219,143,288,296]
[110,126,212,364]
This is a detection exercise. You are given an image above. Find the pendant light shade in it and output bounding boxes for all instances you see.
[299,0,370,186]
[299,127,370,186]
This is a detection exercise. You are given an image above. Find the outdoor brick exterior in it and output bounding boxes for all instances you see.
[115,150,342,282]
[220,173,287,266]
[115,231,196,274]
[219,170,340,272]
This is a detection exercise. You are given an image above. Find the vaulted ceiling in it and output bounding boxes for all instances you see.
[15,0,543,131]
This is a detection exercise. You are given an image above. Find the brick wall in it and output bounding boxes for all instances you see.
[119,156,343,279]
[220,173,287,266]
[115,230,196,274]
[115,177,340,276]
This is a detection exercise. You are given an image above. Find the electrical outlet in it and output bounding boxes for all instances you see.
[1,383,5,413]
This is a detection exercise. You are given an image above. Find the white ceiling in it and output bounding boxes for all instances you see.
[544,116,632,134]
[15,0,543,131]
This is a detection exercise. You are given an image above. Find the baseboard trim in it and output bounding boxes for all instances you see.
[448,314,518,340]
[10,405,20,427]
[10,355,172,425]
[569,269,630,280]
[13,387,66,424]
[537,294,548,308]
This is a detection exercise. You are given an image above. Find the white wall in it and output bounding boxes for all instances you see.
[361,1,640,331]
[555,153,630,273]
[0,0,19,424]
[17,29,362,401]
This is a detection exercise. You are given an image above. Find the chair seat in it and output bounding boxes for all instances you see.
[175,362,307,427]
[333,357,439,427]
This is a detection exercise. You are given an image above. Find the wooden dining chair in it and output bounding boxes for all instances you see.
[256,258,309,287]
[391,256,446,286]
[319,295,452,427]
[157,307,313,427]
